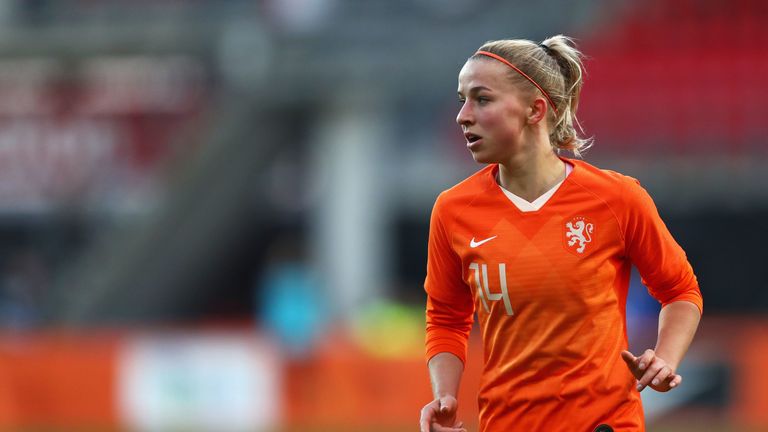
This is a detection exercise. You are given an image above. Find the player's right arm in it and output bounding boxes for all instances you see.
[422,194,474,432]
[420,353,466,432]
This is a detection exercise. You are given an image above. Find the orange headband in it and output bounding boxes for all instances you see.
[474,50,559,116]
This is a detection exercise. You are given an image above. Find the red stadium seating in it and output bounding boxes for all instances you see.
[578,0,768,155]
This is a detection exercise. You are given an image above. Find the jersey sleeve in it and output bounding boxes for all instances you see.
[424,193,475,365]
[622,178,703,314]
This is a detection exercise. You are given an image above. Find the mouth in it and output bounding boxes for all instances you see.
[464,132,483,147]
[464,132,482,142]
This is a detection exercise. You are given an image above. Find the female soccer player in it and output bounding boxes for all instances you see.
[419,35,702,432]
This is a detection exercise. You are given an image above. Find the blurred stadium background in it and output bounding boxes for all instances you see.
[0,0,765,431]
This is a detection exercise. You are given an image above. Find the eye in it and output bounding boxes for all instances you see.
[458,98,466,105]
[477,96,490,105]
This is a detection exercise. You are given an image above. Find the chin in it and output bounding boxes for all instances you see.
[469,150,496,165]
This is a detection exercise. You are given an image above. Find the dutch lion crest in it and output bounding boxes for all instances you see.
[565,216,594,254]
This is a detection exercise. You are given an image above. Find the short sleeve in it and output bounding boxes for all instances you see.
[623,178,703,314]
[424,193,475,365]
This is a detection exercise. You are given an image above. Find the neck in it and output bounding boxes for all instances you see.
[497,146,565,202]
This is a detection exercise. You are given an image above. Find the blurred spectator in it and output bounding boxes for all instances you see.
[256,235,328,358]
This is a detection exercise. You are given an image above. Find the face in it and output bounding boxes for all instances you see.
[456,58,534,164]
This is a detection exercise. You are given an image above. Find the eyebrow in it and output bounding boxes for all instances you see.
[457,85,492,97]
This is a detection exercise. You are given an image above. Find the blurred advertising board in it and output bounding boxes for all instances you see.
[118,333,280,432]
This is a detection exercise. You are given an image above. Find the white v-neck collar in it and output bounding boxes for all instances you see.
[499,162,573,212]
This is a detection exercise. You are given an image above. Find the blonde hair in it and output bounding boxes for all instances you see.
[473,35,593,156]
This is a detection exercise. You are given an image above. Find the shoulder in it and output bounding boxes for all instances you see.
[568,158,658,222]
[568,158,641,192]
[567,158,654,209]
[433,164,497,213]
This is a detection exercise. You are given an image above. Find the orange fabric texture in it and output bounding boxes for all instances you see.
[424,158,702,432]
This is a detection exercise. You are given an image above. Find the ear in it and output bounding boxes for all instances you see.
[527,97,549,125]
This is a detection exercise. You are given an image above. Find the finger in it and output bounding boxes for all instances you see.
[421,400,439,417]
[420,414,434,432]
[621,351,646,379]
[620,350,637,368]
[420,412,432,432]
[420,401,439,432]
[432,427,467,432]
[669,374,682,389]
[637,360,666,391]
[637,349,655,372]
[431,425,466,432]
[650,365,673,388]
[637,362,664,391]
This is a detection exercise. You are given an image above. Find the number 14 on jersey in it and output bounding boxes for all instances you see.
[469,262,514,316]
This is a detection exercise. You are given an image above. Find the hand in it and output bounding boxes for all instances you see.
[621,349,682,392]
[419,395,466,432]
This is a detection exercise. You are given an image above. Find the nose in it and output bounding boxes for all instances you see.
[456,101,473,128]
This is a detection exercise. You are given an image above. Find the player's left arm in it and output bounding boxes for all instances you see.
[621,300,701,392]
[619,177,703,392]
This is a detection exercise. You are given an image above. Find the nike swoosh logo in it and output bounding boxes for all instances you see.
[470,235,497,248]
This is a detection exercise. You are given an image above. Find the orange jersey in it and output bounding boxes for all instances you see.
[424,158,702,432]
